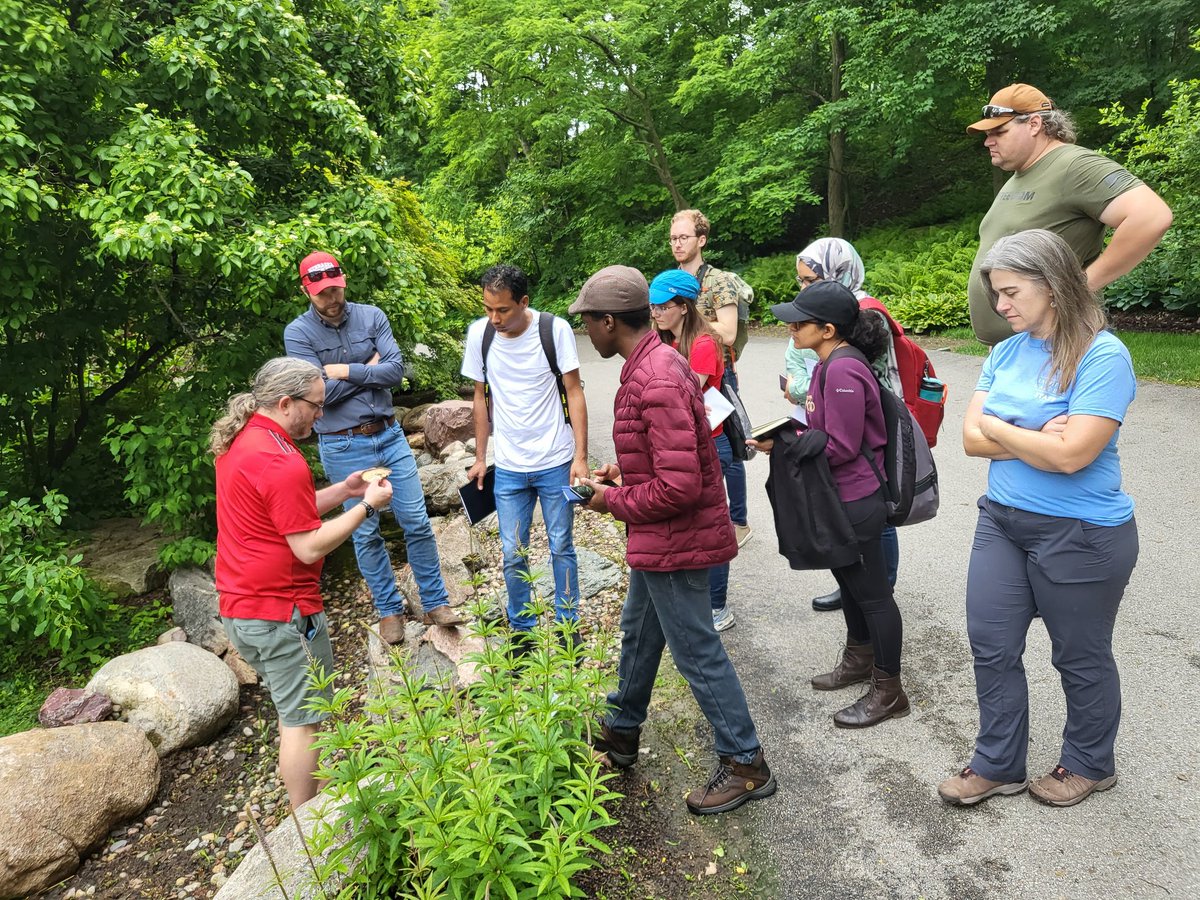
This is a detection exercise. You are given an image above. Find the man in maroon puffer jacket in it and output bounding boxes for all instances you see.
[571,265,777,816]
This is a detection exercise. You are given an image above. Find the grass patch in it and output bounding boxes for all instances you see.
[927,328,1200,385]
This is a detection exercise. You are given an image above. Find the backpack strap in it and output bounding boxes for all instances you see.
[538,311,572,424]
[816,345,891,498]
[481,313,571,427]
[481,321,496,428]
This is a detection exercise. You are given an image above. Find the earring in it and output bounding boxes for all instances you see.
[1050,301,1057,308]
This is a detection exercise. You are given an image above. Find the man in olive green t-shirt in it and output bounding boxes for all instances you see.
[966,83,1173,345]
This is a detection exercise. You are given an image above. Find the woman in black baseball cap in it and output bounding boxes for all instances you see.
[765,281,911,729]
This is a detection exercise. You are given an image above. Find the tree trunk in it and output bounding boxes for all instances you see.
[827,30,847,237]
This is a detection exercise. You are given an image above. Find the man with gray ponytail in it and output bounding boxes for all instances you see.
[966,83,1172,345]
[212,357,393,808]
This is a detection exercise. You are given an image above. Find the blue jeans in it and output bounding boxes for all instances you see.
[494,461,580,631]
[720,365,748,526]
[709,431,734,610]
[607,568,760,762]
[317,422,449,617]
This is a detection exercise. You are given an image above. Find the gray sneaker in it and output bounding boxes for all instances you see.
[712,605,736,632]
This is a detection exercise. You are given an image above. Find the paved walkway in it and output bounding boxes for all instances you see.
[577,330,1200,900]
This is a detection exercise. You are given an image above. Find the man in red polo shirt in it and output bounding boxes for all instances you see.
[211,357,392,808]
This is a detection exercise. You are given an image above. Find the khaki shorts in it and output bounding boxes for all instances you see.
[223,607,334,727]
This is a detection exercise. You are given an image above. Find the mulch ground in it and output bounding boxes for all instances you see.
[44,513,757,900]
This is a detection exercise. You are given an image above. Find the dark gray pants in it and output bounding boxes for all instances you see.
[966,497,1138,783]
[608,568,760,762]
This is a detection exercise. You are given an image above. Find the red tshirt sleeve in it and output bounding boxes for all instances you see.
[258,455,322,536]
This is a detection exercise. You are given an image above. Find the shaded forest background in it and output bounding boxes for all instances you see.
[1,0,1197,574]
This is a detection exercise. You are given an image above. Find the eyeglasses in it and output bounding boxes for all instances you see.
[795,274,821,288]
[981,104,1046,119]
[669,234,697,245]
[787,320,817,331]
[295,396,325,411]
[650,302,680,315]
[302,265,343,285]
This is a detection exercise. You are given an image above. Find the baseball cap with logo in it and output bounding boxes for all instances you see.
[298,251,347,297]
[770,280,860,329]
[966,84,1055,134]
[568,265,650,315]
[648,269,701,305]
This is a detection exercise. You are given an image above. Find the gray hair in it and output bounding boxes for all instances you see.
[981,229,1104,393]
[209,357,321,456]
[1023,108,1076,143]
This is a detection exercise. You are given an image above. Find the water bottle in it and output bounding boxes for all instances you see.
[919,377,945,403]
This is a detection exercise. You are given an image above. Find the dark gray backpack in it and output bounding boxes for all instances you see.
[819,346,939,527]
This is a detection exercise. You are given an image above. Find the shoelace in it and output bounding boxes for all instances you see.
[1049,765,1073,782]
[705,762,734,792]
[959,766,977,779]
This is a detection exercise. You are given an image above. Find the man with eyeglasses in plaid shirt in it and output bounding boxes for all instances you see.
[284,251,460,645]
[966,83,1172,346]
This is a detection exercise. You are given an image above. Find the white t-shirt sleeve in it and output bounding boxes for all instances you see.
[461,319,487,382]
[550,315,580,374]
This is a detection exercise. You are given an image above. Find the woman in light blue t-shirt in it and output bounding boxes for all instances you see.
[938,229,1138,810]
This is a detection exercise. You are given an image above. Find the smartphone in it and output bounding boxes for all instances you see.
[778,374,788,391]
[562,486,590,503]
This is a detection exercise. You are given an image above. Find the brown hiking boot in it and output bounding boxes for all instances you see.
[423,604,464,627]
[832,667,910,728]
[590,719,640,768]
[1029,766,1117,807]
[685,750,777,816]
[937,766,1028,806]
[811,641,874,691]
[378,614,405,645]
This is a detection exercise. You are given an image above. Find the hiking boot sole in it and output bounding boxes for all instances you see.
[938,778,1028,806]
[1029,774,1117,807]
[686,774,778,816]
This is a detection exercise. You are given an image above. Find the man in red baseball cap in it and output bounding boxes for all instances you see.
[965,83,1172,345]
[285,252,460,645]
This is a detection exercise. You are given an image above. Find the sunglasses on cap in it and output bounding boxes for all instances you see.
[982,103,1049,119]
[302,265,343,285]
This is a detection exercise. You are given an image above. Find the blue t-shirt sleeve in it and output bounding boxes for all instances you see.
[1068,335,1136,421]
[976,345,997,393]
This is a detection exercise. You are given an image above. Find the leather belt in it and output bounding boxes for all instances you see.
[321,415,396,438]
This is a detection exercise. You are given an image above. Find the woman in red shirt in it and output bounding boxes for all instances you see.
[649,270,736,633]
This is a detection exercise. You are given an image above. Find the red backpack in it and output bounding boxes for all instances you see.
[859,297,947,448]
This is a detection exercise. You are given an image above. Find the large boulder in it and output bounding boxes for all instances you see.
[0,722,159,899]
[418,462,469,515]
[214,791,351,900]
[169,566,230,654]
[86,642,239,756]
[533,546,625,602]
[423,400,475,454]
[401,403,433,434]
[367,620,485,693]
[80,518,168,597]
[398,515,480,613]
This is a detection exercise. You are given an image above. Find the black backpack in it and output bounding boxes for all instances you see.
[817,346,939,527]
[480,312,570,429]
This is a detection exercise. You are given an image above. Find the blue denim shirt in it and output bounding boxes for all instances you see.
[283,302,406,434]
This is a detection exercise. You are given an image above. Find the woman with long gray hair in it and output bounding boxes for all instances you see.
[938,229,1138,808]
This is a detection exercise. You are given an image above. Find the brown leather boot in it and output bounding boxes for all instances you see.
[378,614,406,645]
[423,604,464,627]
[685,750,777,815]
[833,667,910,728]
[811,641,874,691]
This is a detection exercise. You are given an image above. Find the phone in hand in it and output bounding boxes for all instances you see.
[779,374,788,391]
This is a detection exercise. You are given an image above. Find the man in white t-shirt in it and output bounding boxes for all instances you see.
[463,265,589,636]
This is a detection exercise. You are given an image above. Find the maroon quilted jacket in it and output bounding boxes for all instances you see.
[604,331,737,571]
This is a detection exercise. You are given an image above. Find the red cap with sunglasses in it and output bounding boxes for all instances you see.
[298,251,347,296]
[966,84,1054,134]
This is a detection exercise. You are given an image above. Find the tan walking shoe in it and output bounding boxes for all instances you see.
[423,604,464,627]
[378,614,406,645]
[937,766,1028,806]
[1029,766,1117,807]
[734,523,753,549]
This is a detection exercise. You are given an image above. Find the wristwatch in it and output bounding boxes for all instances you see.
[358,500,377,519]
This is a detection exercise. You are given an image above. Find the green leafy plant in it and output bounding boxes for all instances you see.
[308,592,621,898]
[0,490,108,654]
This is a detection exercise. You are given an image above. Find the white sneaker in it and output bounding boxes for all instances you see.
[734,524,753,548]
[712,606,736,632]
